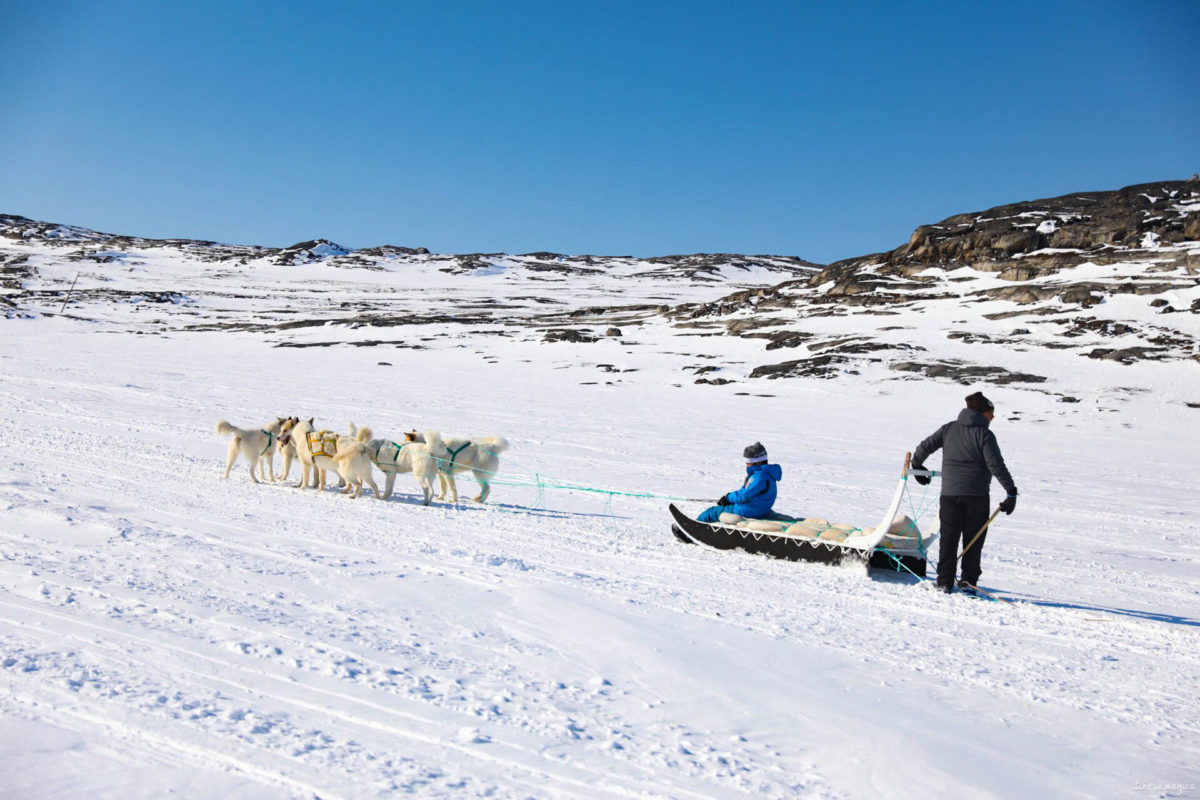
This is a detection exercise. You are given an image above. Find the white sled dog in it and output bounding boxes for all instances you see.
[346,422,438,504]
[329,425,383,499]
[279,417,363,492]
[404,429,509,503]
[215,417,288,483]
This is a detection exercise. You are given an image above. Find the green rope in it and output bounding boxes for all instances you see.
[879,549,925,582]
[902,478,937,561]
[416,449,940,546]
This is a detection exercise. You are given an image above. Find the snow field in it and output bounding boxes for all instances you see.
[1,322,1198,798]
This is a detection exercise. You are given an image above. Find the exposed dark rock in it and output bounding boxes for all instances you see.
[1059,396,1081,403]
[1,253,35,291]
[947,331,993,344]
[1058,317,1137,338]
[543,328,598,343]
[559,305,653,325]
[750,354,849,379]
[889,361,1047,384]
[694,377,735,385]
[275,340,425,349]
[1085,347,1168,364]
[353,313,492,328]
[809,338,925,357]
[876,180,1200,268]
[357,245,430,257]
[639,253,818,283]
[724,317,792,334]
[605,327,623,337]
[1058,287,1103,306]
[737,329,814,350]
[28,288,190,306]
[984,307,1063,320]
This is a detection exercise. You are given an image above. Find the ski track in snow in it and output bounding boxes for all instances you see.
[1,310,1199,797]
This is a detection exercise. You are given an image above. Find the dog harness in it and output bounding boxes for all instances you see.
[259,429,275,457]
[370,441,407,473]
[440,441,471,474]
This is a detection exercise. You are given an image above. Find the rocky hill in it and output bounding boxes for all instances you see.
[0,213,818,345]
[668,179,1200,385]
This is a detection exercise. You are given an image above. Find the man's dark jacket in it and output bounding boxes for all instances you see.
[913,409,1017,497]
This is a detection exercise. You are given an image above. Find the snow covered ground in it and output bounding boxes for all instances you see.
[1,240,1199,798]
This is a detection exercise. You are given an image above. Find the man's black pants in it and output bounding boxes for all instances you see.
[937,495,991,588]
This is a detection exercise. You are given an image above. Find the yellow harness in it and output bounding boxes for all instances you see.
[306,430,338,459]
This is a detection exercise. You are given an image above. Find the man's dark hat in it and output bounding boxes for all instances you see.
[965,391,994,413]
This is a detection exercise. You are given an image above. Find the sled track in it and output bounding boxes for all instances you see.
[5,456,1198,751]
[0,597,719,800]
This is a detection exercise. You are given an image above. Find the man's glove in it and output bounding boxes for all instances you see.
[717,494,731,507]
[999,494,1017,515]
[911,464,931,486]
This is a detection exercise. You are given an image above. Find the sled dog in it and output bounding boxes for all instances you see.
[330,425,383,499]
[214,417,288,483]
[404,430,509,503]
[274,417,299,481]
[278,417,350,489]
[279,417,359,492]
[347,422,437,504]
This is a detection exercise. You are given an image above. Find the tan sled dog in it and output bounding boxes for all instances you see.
[279,417,353,491]
[347,422,438,504]
[404,430,509,503]
[215,417,287,483]
[274,416,299,481]
[331,426,383,500]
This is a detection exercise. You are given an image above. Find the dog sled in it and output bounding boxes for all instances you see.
[669,455,938,576]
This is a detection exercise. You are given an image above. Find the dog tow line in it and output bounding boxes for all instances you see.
[259,429,275,456]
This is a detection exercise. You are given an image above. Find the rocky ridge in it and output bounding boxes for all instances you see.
[668,179,1200,384]
[0,213,818,349]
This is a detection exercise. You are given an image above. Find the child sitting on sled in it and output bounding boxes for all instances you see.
[697,442,782,523]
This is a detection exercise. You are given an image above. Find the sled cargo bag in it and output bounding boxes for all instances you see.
[307,430,339,458]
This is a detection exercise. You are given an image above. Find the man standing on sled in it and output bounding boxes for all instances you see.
[696,442,782,523]
[912,391,1018,594]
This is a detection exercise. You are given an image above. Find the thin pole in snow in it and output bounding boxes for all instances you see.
[58,272,80,315]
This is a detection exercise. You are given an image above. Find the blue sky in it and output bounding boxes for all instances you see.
[2,1,1197,263]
